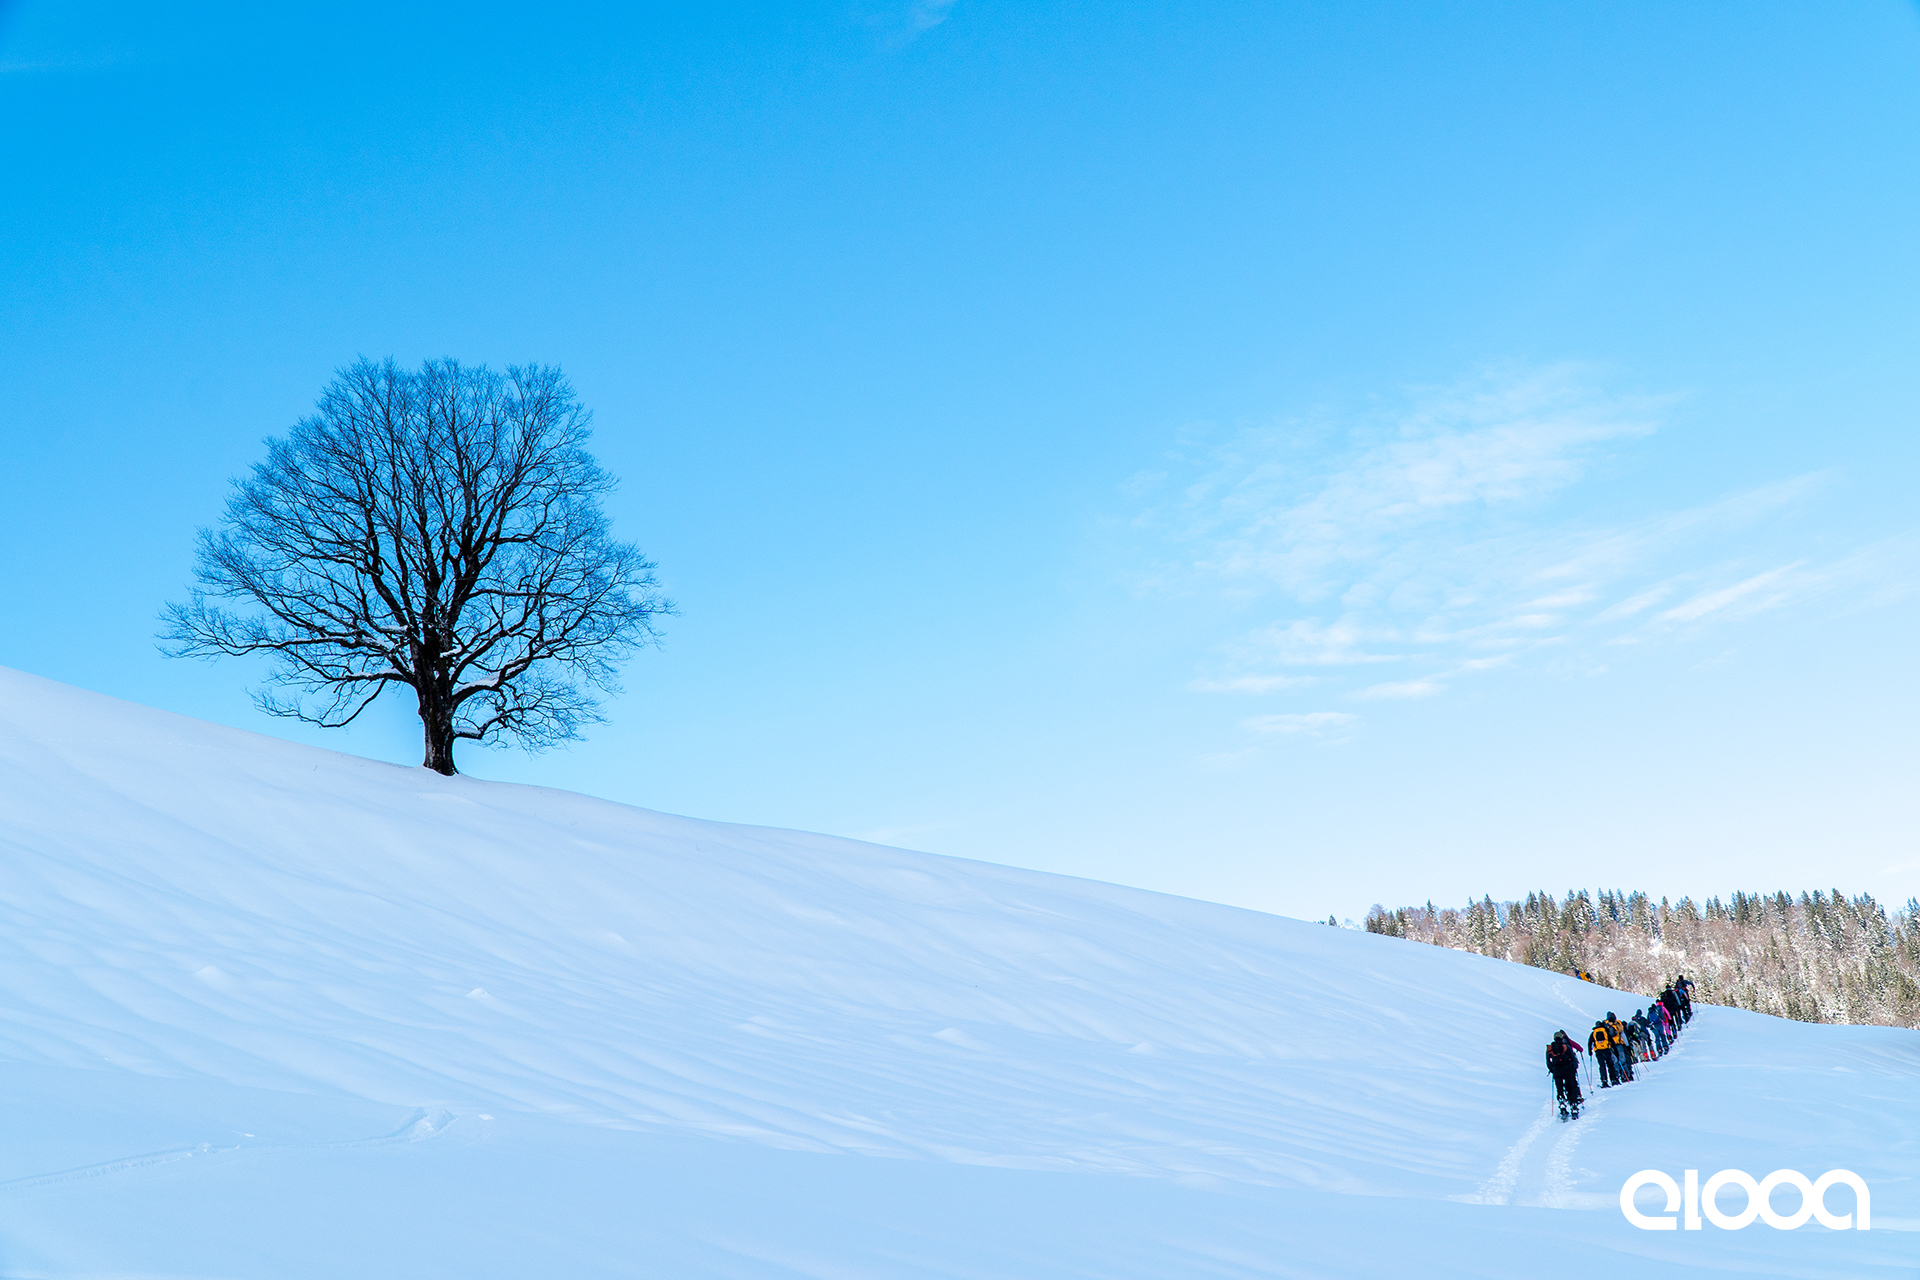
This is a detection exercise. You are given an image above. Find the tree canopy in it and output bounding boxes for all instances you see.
[164,357,672,774]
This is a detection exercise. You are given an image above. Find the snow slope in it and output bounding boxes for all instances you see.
[0,666,1913,1277]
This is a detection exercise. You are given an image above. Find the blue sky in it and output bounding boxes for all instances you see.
[2,0,1916,920]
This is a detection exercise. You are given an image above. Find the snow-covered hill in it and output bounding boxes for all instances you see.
[0,667,1913,1277]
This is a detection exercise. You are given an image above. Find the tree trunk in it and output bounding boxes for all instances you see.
[422,716,458,775]
[418,679,459,775]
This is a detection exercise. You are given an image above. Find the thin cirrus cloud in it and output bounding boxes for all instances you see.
[1219,619,1401,667]
[0,49,147,75]
[1125,364,1913,741]
[910,0,959,29]
[1241,712,1357,737]
[1189,674,1318,693]
[1165,365,1660,598]
[1355,678,1445,701]
[859,0,958,45]
[1655,562,1809,624]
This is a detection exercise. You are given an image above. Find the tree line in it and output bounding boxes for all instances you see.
[1361,888,1920,1029]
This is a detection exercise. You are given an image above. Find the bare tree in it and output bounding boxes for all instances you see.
[164,357,673,774]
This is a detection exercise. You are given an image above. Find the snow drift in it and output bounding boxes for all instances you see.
[0,666,1913,1277]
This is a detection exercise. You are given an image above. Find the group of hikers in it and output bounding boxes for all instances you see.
[1542,975,1694,1121]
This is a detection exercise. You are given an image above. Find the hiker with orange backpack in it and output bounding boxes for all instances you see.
[1588,1019,1620,1087]
[1603,1012,1636,1082]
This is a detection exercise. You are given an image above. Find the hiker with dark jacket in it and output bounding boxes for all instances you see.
[1627,1013,1653,1062]
[1675,975,1695,1020]
[1545,1031,1583,1118]
[1660,985,1683,1031]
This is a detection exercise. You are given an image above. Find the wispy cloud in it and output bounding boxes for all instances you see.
[1356,678,1444,700]
[1189,674,1317,694]
[861,0,958,44]
[1162,365,1660,600]
[1228,619,1403,667]
[0,51,146,75]
[1656,563,1808,624]
[1242,711,1357,736]
[1131,365,1915,716]
[909,0,959,30]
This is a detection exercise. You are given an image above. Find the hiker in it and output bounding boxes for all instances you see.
[1675,974,1695,1020]
[1604,1012,1635,1082]
[1645,1003,1669,1055]
[1545,1031,1583,1119]
[1588,1020,1620,1087]
[1659,984,1683,1032]
[1627,1012,1653,1062]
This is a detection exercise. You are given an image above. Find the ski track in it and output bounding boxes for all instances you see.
[1478,1079,1605,1210]
[1491,976,1701,1210]
[1472,985,1607,1210]
[0,1108,454,1196]
[1466,1101,1555,1205]
[1536,1045,1660,1208]
[1494,1033,1685,1209]
[1538,1106,1587,1208]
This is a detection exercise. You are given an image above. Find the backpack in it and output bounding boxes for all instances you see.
[1590,1027,1611,1050]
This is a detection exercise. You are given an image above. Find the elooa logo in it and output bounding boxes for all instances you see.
[1620,1169,1869,1231]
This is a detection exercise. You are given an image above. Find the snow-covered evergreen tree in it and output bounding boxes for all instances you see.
[1362,888,1920,1027]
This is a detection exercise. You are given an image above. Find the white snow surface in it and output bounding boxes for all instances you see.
[0,666,1914,1276]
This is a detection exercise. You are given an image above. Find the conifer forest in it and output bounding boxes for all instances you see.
[1362,889,1920,1028]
